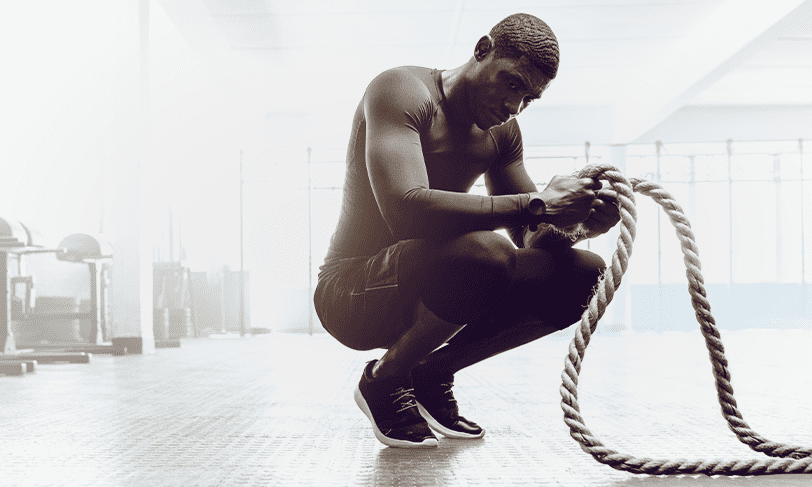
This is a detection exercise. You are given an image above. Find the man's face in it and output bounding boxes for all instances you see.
[469,52,552,131]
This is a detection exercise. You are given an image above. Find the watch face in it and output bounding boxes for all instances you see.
[529,196,545,216]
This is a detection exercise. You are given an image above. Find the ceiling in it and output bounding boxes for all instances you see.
[156,0,812,145]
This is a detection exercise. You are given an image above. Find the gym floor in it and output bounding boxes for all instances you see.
[1,327,810,487]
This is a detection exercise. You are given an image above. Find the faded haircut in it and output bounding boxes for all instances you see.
[489,13,559,79]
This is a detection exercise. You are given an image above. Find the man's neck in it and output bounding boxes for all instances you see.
[440,61,476,128]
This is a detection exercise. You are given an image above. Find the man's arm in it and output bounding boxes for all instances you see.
[484,127,616,249]
[364,69,536,240]
[484,158,579,250]
[481,145,536,248]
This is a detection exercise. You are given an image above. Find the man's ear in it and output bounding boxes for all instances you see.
[474,35,493,61]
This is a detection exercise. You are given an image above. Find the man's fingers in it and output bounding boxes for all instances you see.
[583,186,622,236]
[588,211,612,224]
[591,193,621,219]
[596,188,619,205]
[591,198,617,214]
[591,177,603,190]
[578,178,603,191]
[596,199,620,215]
[579,177,603,191]
[587,199,620,223]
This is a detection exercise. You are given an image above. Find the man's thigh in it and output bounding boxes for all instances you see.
[314,239,427,351]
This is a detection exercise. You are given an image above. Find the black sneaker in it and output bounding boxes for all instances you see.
[354,360,438,448]
[412,368,485,439]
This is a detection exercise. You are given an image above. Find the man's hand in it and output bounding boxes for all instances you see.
[536,175,601,227]
[582,188,621,238]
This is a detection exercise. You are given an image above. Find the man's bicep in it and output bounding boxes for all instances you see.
[363,74,432,232]
[364,98,429,195]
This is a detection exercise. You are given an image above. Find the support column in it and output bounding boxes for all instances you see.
[774,154,782,283]
[89,263,103,345]
[109,0,154,354]
[608,144,630,331]
[1,252,13,354]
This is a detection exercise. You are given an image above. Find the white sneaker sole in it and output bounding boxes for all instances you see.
[354,385,438,449]
[416,401,486,439]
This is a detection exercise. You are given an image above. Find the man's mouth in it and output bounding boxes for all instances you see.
[491,110,509,125]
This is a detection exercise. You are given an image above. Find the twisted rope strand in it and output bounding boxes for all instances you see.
[559,163,812,475]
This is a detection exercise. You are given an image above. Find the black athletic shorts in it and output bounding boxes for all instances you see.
[314,240,425,351]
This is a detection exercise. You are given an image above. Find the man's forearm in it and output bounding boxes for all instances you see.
[386,189,537,241]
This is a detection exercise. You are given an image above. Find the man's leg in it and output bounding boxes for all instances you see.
[363,231,525,440]
[353,231,518,447]
[371,300,465,379]
[373,230,517,379]
[349,231,604,445]
[410,246,604,438]
[414,246,605,376]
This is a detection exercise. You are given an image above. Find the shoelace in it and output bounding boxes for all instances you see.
[437,382,457,406]
[390,387,418,413]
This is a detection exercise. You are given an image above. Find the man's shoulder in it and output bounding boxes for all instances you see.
[489,118,524,163]
[375,65,435,82]
[367,66,438,101]
[491,118,523,143]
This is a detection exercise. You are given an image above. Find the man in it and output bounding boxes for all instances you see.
[314,13,620,448]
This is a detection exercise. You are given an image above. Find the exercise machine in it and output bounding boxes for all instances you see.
[13,233,115,355]
[0,217,90,375]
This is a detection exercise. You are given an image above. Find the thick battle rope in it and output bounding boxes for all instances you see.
[559,163,812,476]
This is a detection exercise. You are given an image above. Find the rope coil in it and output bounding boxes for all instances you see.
[560,163,812,476]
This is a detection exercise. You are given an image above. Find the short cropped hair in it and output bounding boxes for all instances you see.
[489,13,559,79]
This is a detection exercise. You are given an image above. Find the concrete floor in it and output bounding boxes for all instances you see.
[1,328,810,487]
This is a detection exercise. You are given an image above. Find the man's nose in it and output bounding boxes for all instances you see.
[504,97,522,116]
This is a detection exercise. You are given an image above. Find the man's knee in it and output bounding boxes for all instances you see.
[434,231,516,279]
[421,232,516,325]
[564,249,605,319]
[565,248,605,286]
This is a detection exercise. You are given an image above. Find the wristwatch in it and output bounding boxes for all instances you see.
[528,195,546,216]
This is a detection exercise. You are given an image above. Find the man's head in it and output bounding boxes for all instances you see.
[464,13,559,130]
[489,13,559,80]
